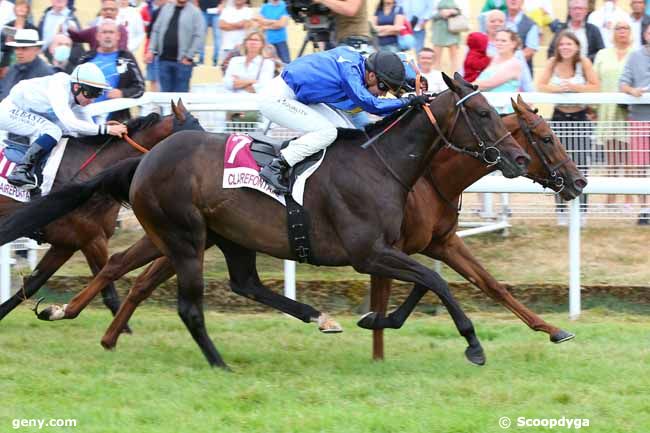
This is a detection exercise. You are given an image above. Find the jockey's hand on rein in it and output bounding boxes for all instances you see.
[406,94,434,107]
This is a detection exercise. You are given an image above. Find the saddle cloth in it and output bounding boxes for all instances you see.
[222,133,325,206]
[0,137,68,202]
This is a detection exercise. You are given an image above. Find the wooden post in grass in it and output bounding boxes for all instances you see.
[370,276,391,360]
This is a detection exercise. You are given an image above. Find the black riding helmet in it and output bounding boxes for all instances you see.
[364,51,406,93]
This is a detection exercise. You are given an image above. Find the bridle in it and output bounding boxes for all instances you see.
[420,88,513,167]
[517,113,571,192]
[361,85,513,192]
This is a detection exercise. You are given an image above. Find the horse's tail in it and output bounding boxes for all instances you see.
[0,156,142,245]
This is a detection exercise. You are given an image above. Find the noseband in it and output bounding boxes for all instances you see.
[517,115,571,192]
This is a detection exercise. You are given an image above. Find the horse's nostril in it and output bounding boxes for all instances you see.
[515,155,529,167]
[575,178,587,190]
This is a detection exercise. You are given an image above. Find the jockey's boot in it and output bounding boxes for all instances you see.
[260,155,291,195]
[7,143,48,190]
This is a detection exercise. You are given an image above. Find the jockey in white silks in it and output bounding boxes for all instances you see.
[0,62,128,190]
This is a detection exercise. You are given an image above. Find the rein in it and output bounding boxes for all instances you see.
[71,133,147,182]
[517,115,570,191]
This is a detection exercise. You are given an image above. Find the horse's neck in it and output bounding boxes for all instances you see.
[427,151,496,201]
[53,136,138,188]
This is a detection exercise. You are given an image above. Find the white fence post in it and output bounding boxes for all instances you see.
[0,244,11,303]
[284,260,296,300]
[569,198,581,319]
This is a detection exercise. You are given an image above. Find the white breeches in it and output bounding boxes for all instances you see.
[0,99,63,143]
[259,76,338,167]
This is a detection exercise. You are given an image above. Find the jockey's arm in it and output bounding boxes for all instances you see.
[338,62,407,115]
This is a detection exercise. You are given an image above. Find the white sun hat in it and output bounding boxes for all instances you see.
[6,28,44,47]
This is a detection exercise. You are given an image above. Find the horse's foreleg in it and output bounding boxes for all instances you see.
[81,236,122,317]
[36,236,162,322]
[101,257,175,350]
[0,247,74,321]
[369,275,392,360]
[353,244,484,366]
[425,234,574,343]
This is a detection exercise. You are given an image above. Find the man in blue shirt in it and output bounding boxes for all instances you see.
[78,19,144,122]
[259,47,430,194]
[256,0,290,64]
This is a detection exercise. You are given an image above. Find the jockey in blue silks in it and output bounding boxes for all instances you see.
[259,47,431,194]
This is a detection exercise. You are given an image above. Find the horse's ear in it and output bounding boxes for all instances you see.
[177,98,188,114]
[511,97,522,114]
[442,72,461,94]
[171,99,186,122]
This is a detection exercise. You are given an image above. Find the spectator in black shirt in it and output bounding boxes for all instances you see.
[0,29,53,101]
[146,0,204,92]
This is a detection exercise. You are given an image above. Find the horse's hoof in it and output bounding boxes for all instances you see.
[465,345,486,366]
[318,314,343,333]
[550,329,575,344]
[36,304,67,321]
[357,311,380,330]
[100,338,116,351]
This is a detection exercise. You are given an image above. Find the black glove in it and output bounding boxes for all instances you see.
[405,94,433,107]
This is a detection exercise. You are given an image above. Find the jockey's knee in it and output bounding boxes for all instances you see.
[33,134,59,152]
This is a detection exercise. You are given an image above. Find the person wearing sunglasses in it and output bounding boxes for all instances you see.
[0,62,127,190]
[259,47,432,194]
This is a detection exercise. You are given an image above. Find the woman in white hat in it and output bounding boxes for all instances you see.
[0,55,128,190]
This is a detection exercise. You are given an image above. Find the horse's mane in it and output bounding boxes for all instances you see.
[126,112,162,132]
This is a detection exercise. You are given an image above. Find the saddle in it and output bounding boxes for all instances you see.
[248,132,324,186]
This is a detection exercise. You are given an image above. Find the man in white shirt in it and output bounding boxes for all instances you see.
[218,0,252,60]
[417,48,446,93]
[587,0,629,48]
[37,0,80,51]
[0,0,15,28]
[629,0,650,50]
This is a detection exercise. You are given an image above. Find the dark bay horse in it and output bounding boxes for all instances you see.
[0,73,531,368]
[59,96,585,357]
[363,95,587,358]
[0,100,202,324]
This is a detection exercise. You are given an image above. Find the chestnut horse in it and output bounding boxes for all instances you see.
[0,73,531,368]
[0,101,202,325]
[362,95,587,359]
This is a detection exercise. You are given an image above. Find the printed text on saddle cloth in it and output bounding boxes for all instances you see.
[222,133,325,206]
[222,134,284,203]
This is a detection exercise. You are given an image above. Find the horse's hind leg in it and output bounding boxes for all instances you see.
[215,234,341,332]
[101,257,175,350]
[36,236,163,322]
[0,246,74,321]
[138,204,227,368]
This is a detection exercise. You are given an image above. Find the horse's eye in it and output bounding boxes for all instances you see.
[480,111,489,118]
[543,136,552,144]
